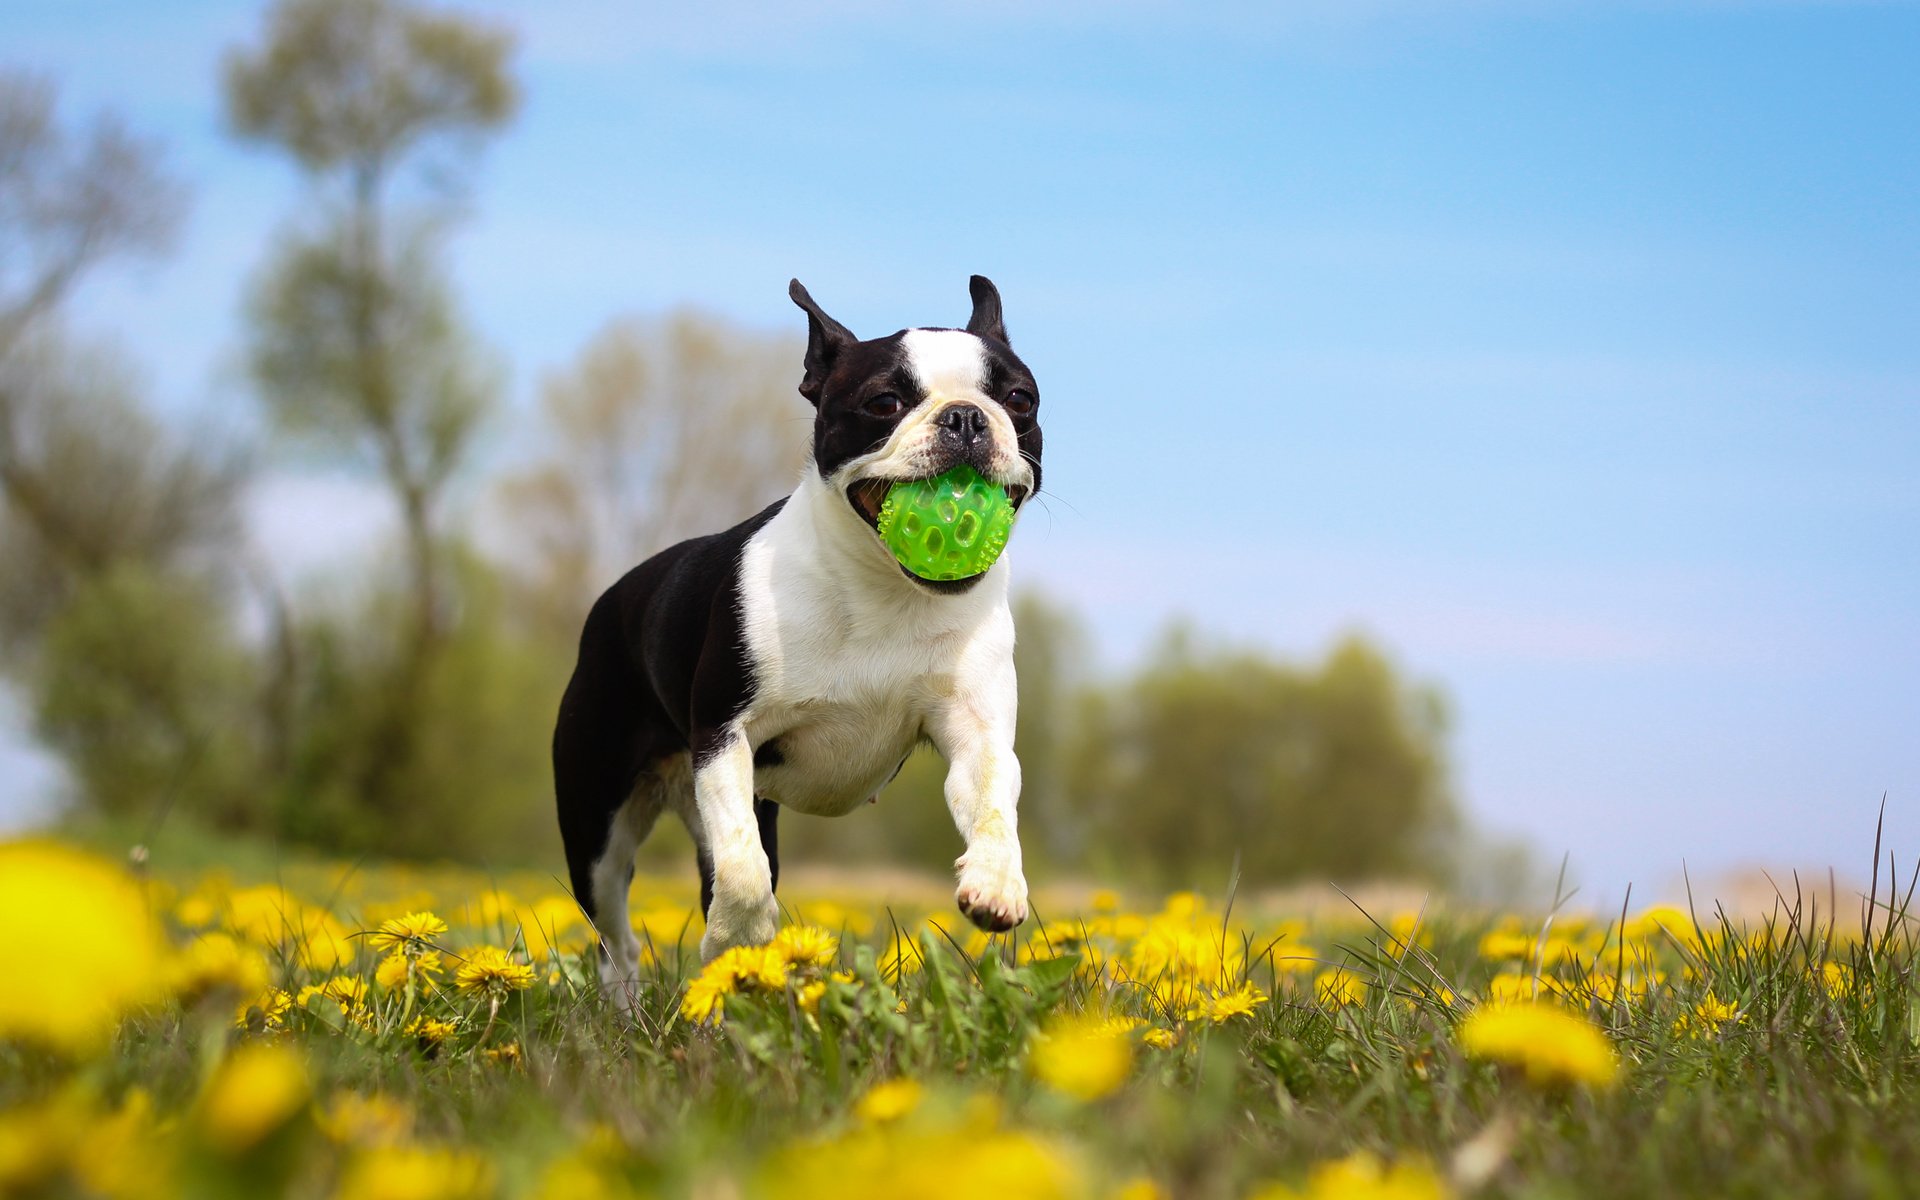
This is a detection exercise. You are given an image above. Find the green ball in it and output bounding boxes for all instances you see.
[875,464,1016,582]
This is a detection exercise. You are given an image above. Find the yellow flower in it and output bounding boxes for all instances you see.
[1484,972,1543,1006]
[455,946,535,997]
[1200,981,1268,1023]
[680,970,730,1024]
[334,1144,496,1200]
[298,975,370,1012]
[484,1041,522,1067]
[170,932,271,1002]
[1673,993,1740,1038]
[855,1078,925,1123]
[1112,1179,1168,1200]
[774,924,840,968]
[197,1042,311,1154]
[0,841,166,1054]
[407,1016,458,1045]
[1315,968,1366,1007]
[1250,1151,1451,1200]
[369,911,448,956]
[757,1108,1080,1200]
[234,987,293,1032]
[318,1092,414,1146]
[798,980,828,1014]
[1028,1015,1135,1102]
[377,949,445,990]
[1477,930,1537,961]
[1819,962,1854,998]
[1459,1001,1619,1089]
[1143,1027,1180,1050]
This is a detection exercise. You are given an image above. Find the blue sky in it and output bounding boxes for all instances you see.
[6,0,1918,899]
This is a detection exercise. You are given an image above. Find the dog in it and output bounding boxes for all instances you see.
[554,275,1043,1008]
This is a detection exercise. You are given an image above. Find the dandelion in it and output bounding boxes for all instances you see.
[318,1092,414,1146]
[234,987,294,1033]
[1315,968,1366,1007]
[1673,993,1740,1038]
[855,1078,924,1123]
[0,841,166,1055]
[377,949,445,990]
[170,932,271,1002]
[1143,1027,1180,1050]
[757,1104,1081,1200]
[407,1016,458,1046]
[1819,962,1854,998]
[454,946,535,998]
[681,970,731,1024]
[1484,972,1541,1006]
[798,980,828,1014]
[298,975,371,1012]
[484,1042,522,1067]
[1477,930,1535,961]
[1028,1014,1135,1102]
[197,1042,311,1154]
[1200,981,1268,1023]
[369,911,448,956]
[774,924,840,967]
[334,1144,496,1200]
[1249,1151,1451,1200]
[1459,1001,1619,1089]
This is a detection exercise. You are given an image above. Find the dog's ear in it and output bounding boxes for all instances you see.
[965,275,1008,346]
[789,279,855,406]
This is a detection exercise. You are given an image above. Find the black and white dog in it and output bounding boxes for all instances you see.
[554,276,1042,1008]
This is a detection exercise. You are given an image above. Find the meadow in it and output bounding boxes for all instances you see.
[3,836,1917,1200]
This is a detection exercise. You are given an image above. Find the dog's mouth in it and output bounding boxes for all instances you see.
[845,477,1030,532]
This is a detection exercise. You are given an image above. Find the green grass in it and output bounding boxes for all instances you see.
[3,838,1918,1200]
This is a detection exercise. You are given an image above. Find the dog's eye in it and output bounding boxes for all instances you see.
[1003,389,1036,416]
[863,393,905,418]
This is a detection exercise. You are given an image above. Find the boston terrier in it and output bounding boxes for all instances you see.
[553,276,1042,1008]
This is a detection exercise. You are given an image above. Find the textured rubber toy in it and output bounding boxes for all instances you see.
[876,464,1016,581]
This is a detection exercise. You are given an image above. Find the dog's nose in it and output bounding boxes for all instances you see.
[937,404,989,444]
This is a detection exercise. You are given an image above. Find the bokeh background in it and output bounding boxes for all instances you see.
[3,0,1915,906]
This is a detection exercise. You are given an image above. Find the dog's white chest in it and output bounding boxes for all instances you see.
[734,508,1006,817]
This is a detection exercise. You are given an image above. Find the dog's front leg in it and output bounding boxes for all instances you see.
[693,728,780,961]
[930,675,1029,933]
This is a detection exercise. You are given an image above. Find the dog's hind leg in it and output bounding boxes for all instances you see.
[555,602,660,1015]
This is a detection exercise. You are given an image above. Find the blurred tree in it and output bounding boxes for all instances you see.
[0,339,243,657]
[276,547,565,861]
[1068,632,1456,887]
[497,311,808,643]
[0,72,183,360]
[0,74,257,829]
[226,0,517,812]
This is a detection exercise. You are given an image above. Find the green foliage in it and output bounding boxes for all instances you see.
[1071,631,1456,887]
[246,222,493,493]
[0,336,244,659]
[274,550,566,863]
[33,564,261,829]
[224,0,516,178]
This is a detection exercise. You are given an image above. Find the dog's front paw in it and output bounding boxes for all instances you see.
[598,959,643,1019]
[699,889,780,962]
[955,846,1028,933]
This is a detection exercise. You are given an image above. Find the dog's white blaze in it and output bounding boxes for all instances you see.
[901,328,987,396]
[845,328,1033,492]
